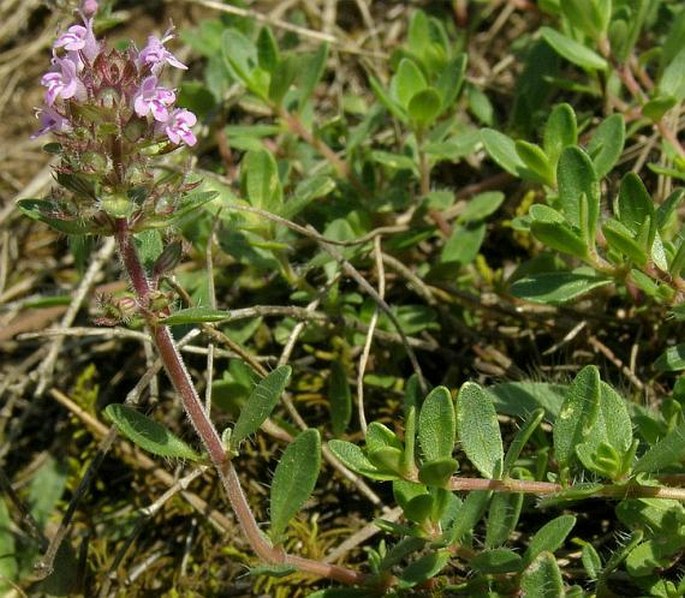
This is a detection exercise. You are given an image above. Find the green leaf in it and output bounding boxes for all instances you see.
[524,514,576,566]
[369,75,407,122]
[581,542,603,579]
[587,113,625,178]
[166,190,219,228]
[397,550,450,588]
[440,222,486,266]
[27,455,68,527]
[391,58,427,109]
[616,172,655,236]
[256,27,279,72]
[418,386,455,462]
[366,421,402,452]
[543,103,578,167]
[553,366,600,472]
[241,149,283,211]
[456,382,503,479]
[329,361,352,436]
[458,191,505,223]
[268,55,297,104]
[659,47,685,102]
[418,458,458,488]
[327,440,397,481]
[163,307,231,325]
[633,420,685,473]
[602,218,648,265]
[515,140,555,186]
[557,146,600,233]
[230,366,291,450]
[560,0,610,40]
[435,54,467,108]
[222,28,260,92]
[502,409,545,475]
[530,218,589,259]
[270,429,321,541]
[654,344,685,372]
[443,490,491,545]
[520,551,565,598]
[486,491,524,548]
[104,404,201,461]
[408,87,442,128]
[297,43,329,110]
[17,199,102,235]
[481,128,526,177]
[490,381,566,419]
[540,26,608,71]
[511,270,611,304]
[472,548,523,574]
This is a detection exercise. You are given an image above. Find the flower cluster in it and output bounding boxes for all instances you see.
[30,4,201,234]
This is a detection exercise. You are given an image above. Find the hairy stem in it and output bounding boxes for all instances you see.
[114,220,366,584]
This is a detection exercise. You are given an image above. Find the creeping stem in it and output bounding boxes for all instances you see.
[114,219,365,586]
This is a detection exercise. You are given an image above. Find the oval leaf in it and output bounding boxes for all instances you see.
[418,386,456,462]
[230,365,291,450]
[456,382,503,479]
[540,26,608,71]
[104,404,200,461]
[163,307,231,325]
[270,429,321,541]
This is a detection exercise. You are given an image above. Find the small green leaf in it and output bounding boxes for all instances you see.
[458,191,505,223]
[418,386,455,462]
[530,218,589,259]
[616,172,655,237]
[256,27,279,72]
[418,458,458,488]
[633,420,685,473]
[659,47,685,102]
[560,0,610,40]
[642,95,678,122]
[397,550,450,588]
[17,199,102,235]
[241,149,282,211]
[602,218,649,265]
[553,365,601,472]
[557,146,600,233]
[486,491,524,549]
[472,548,523,574]
[443,490,491,545]
[440,222,486,266]
[524,514,576,566]
[540,26,608,71]
[587,113,625,178]
[369,75,407,122]
[510,270,611,304]
[435,54,467,107]
[327,440,396,481]
[391,58,427,109]
[104,404,201,461]
[222,28,260,92]
[366,422,403,452]
[408,87,442,128]
[163,307,231,325]
[270,429,321,541]
[368,446,404,474]
[297,43,329,110]
[329,361,352,436]
[0,498,17,594]
[515,140,555,186]
[581,542,603,579]
[268,55,297,104]
[520,551,565,598]
[502,409,545,475]
[544,103,578,166]
[456,382,503,479]
[654,344,685,372]
[230,366,291,450]
[481,128,526,177]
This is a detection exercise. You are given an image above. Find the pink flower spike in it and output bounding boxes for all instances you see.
[53,17,99,62]
[31,106,72,138]
[138,30,187,73]
[41,57,86,105]
[133,75,176,122]
[163,109,197,146]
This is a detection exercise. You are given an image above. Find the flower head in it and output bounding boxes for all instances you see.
[162,109,197,146]
[133,75,176,121]
[139,30,187,73]
[41,56,86,105]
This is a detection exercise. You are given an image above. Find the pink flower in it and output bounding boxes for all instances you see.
[162,108,197,146]
[132,75,176,121]
[81,0,98,17]
[31,106,72,138]
[138,30,187,73]
[41,56,86,105]
[53,17,100,62]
